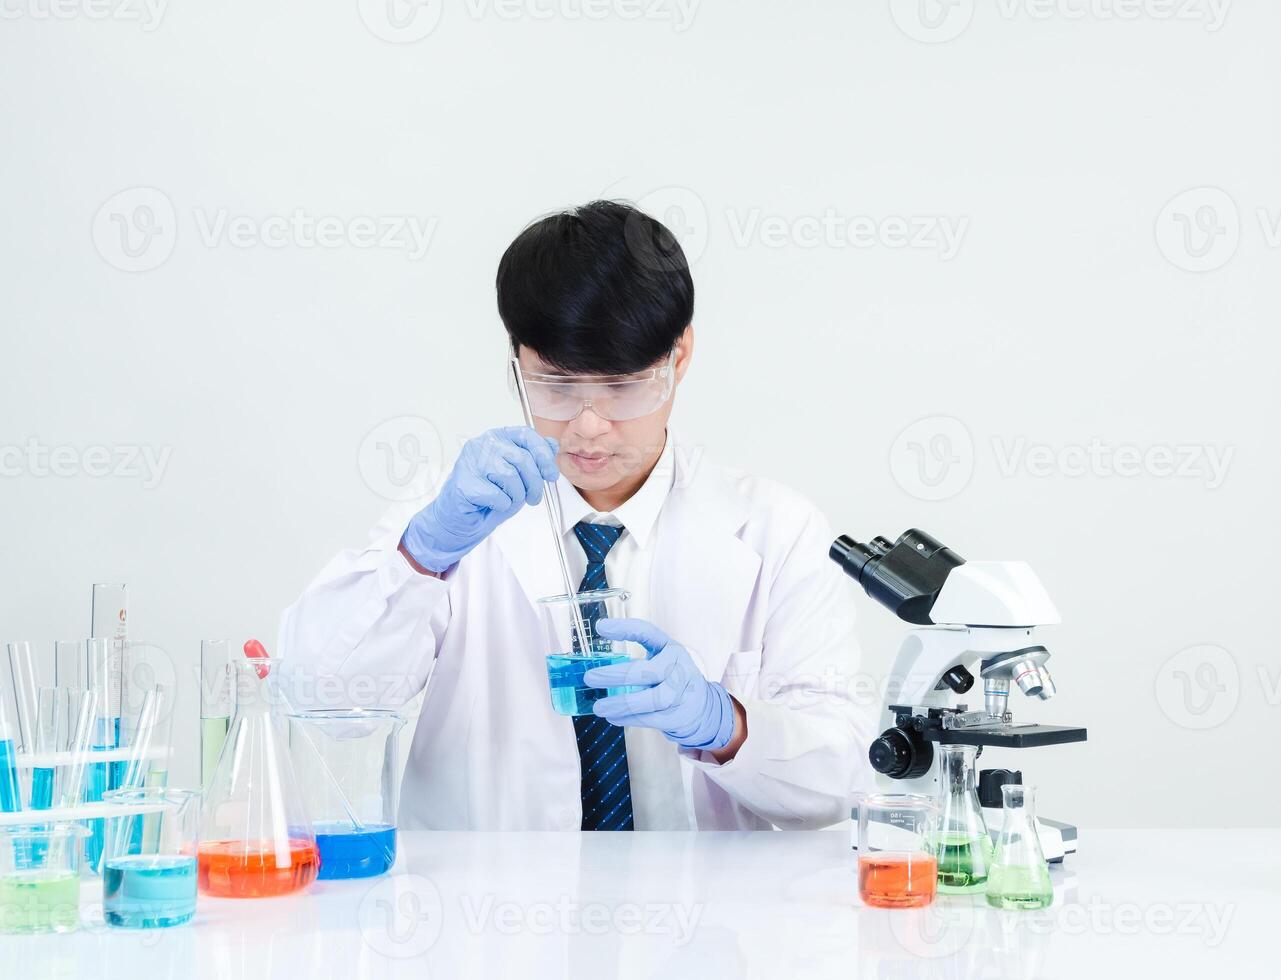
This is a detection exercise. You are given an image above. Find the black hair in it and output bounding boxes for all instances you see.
[496,200,694,374]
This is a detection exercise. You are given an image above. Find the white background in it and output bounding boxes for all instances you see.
[1,0,1276,829]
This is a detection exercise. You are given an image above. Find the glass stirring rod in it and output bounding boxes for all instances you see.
[509,355,593,657]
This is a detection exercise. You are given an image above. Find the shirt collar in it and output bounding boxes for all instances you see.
[555,431,675,551]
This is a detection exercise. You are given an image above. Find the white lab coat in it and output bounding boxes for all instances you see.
[278,434,872,831]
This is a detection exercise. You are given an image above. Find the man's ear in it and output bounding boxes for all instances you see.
[675,324,694,382]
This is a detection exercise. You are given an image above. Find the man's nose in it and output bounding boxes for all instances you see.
[569,404,612,439]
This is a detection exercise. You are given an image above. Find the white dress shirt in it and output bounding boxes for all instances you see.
[553,433,690,829]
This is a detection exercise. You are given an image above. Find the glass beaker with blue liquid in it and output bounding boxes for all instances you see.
[538,588,641,717]
[287,708,404,880]
[101,787,199,929]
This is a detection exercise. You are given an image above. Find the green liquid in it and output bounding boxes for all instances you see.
[936,832,992,893]
[201,716,229,790]
[0,871,81,934]
[986,864,1053,910]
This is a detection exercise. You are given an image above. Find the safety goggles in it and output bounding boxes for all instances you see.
[509,349,677,422]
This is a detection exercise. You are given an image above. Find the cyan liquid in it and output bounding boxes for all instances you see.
[314,822,396,879]
[546,653,640,716]
[0,739,20,813]
[103,855,197,928]
[84,759,109,873]
[29,768,55,810]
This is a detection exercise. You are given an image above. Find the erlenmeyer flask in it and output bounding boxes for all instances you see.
[986,783,1053,910]
[198,659,318,898]
[934,744,992,893]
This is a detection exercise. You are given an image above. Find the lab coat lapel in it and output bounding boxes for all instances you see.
[648,446,761,684]
[491,491,570,611]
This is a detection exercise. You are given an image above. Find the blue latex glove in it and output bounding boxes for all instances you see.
[582,618,737,751]
[401,426,560,572]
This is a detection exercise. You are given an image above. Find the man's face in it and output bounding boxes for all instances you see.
[517,327,693,494]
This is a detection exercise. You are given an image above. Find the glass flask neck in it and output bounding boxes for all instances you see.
[230,659,283,718]
[939,744,978,789]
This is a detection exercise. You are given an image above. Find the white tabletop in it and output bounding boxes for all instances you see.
[5,829,1274,979]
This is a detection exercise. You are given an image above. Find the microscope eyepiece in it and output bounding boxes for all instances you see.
[828,529,966,625]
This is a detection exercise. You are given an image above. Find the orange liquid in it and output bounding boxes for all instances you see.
[197,840,320,898]
[858,852,937,908]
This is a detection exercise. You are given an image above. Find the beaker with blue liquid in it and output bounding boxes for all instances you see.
[101,787,200,929]
[538,588,641,717]
[287,708,404,880]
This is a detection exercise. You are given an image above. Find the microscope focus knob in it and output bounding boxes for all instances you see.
[942,665,974,694]
[868,726,933,780]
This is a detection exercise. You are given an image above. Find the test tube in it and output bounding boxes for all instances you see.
[84,638,118,871]
[201,640,232,791]
[90,584,128,759]
[57,689,98,809]
[0,694,20,813]
[28,687,60,809]
[6,642,41,754]
[54,641,83,689]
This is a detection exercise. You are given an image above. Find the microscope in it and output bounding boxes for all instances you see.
[831,529,1087,861]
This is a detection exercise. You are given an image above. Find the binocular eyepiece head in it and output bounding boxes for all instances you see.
[829,529,965,626]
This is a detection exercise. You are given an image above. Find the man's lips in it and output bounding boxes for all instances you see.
[566,450,613,471]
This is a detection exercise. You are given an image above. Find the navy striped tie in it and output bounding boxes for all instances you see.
[571,521,634,831]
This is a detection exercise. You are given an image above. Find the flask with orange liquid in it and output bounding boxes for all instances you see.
[856,794,939,909]
[197,642,319,898]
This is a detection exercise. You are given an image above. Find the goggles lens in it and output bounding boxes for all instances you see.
[511,352,676,422]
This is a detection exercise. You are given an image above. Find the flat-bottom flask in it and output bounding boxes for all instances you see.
[986,783,1053,910]
[198,657,318,898]
[934,744,993,893]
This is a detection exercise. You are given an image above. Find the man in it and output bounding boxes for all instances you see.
[280,201,870,831]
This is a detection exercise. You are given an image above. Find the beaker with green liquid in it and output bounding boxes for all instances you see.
[934,743,993,893]
[0,824,89,934]
[986,783,1053,910]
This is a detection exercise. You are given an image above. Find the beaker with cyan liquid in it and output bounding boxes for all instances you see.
[288,708,404,880]
[856,794,939,909]
[537,589,639,717]
[198,658,318,898]
[102,787,200,928]
[935,744,993,893]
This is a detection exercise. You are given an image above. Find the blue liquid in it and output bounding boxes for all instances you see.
[29,768,54,810]
[103,855,197,929]
[546,653,641,716]
[314,823,396,879]
[0,740,20,812]
[84,760,109,873]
